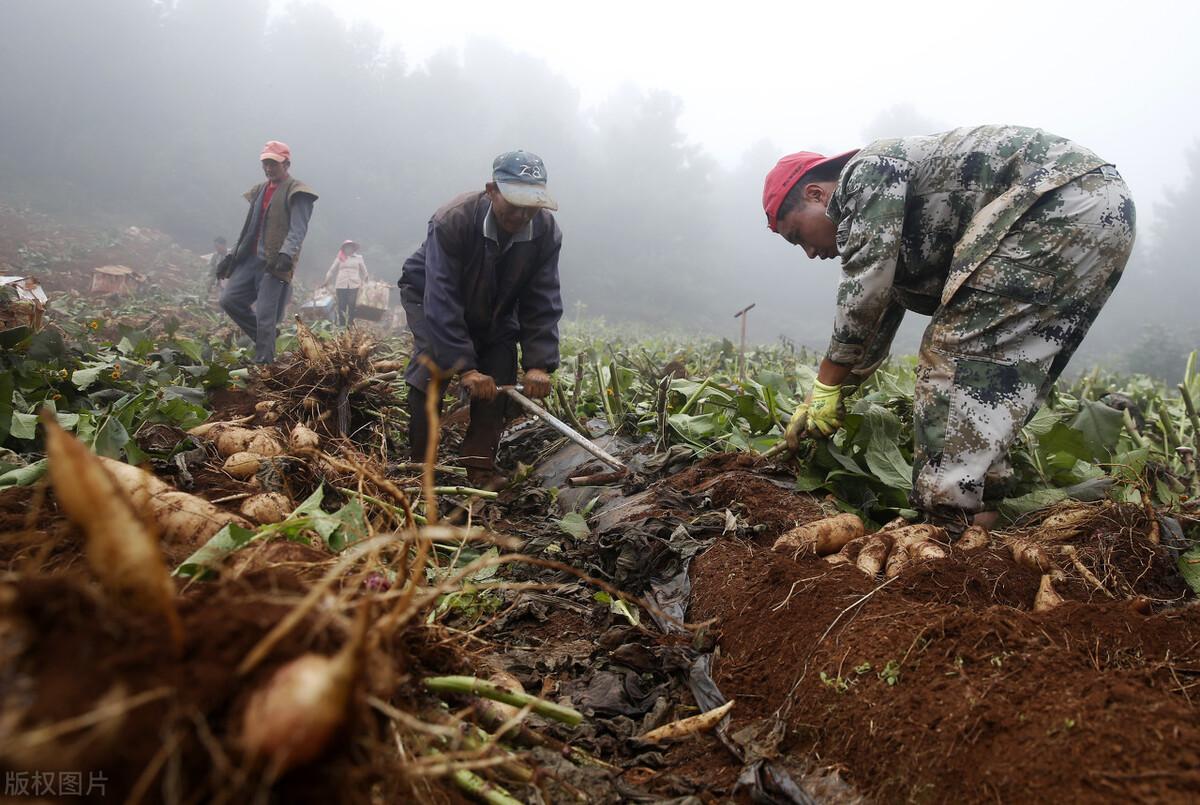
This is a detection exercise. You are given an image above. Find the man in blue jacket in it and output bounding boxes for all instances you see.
[399,150,564,487]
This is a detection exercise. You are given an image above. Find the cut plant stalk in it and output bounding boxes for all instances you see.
[608,357,625,423]
[403,485,499,500]
[1180,382,1200,456]
[677,376,712,416]
[451,768,523,805]
[552,384,592,438]
[335,487,428,526]
[470,702,617,770]
[424,676,583,727]
[593,358,616,430]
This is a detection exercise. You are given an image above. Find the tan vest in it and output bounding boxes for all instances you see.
[234,177,318,263]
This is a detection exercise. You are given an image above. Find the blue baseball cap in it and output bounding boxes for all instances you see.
[492,150,558,211]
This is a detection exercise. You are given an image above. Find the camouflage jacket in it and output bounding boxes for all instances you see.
[824,125,1109,365]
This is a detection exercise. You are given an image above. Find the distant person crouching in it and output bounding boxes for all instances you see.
[398,150,564,489]
[218,140,318,363]
[322,239,369,326]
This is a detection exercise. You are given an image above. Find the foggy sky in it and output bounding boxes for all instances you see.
[1,0,1196,379]
[275,0,1200,236]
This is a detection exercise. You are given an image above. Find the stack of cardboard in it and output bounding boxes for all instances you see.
[90,265,144,295]
[355,281,390,322]
[0,276,48,334]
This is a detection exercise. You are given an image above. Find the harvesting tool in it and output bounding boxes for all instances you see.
[503,385,627,473]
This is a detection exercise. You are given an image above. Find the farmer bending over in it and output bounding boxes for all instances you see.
[398,150,564,489]
[764,125,1135,530]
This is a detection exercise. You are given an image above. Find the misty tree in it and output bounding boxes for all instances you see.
[860,104,949,141]
[1,0,1180,363]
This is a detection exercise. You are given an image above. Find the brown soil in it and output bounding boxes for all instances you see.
[0,203,206,297]
[659,451,824,541]
[0,486,83,573]
[207,386,259,418]
[689,533,1200,804]
[1,568,466,804]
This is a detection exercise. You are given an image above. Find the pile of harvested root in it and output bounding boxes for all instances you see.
[0,414,606,803]
[772,498,1188,613]
[251,318,406,445]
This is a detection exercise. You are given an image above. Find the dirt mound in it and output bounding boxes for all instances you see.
[0,568,466,803]
[660,451,824,541]
[0,204,207,297]
[689,533,1200,803]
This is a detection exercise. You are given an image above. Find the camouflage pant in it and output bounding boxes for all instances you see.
[909,167,1136,516]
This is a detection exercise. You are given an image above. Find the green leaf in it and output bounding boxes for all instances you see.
[201,363,231,388]
[0,458,47,488]
[468,547,500,582]
[71,365,105,390]
[0,370,13,442]
[593,591,640,626]
[26,328,66,361]
[857,404,912,491]
[1070,400,1125,459]
[91,416,130,459]
[175,523,259,577]
[795,468,826,492]
[1110,447,1150,477]
[557,512,591,540]
[1155,478,1181,507]
[1023,406,1062,438]
[998,487,1069,520]
[9,412,38,440]
[161,385,206,405]
[172,337,204,363]
[1177,545,1200,596]
[156,396,208,430]
[1038,423,1092,471]
[824,441,869,477]
[734,394,774,433]
[668,412,718,439]
[292,486,326,515]
[324,498,370,552]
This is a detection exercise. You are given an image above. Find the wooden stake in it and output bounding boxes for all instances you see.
[734,303,756,382]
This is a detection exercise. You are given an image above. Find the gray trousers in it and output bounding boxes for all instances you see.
[219,255,290,363]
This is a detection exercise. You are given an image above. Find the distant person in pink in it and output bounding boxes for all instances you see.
[322,240,369,326]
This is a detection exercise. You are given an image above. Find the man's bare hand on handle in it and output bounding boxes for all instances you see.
[460,370,498,401]
[522,368,552,399]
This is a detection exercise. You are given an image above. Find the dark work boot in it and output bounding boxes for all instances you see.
[465,466,510,492]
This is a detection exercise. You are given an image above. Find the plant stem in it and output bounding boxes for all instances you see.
[678,376,711,416]
[608,357,625,422]
[593,359,615,431]
[655,376,670,451]
[388,462,467,475]
[334,487,428,525]
[451,769,523,805]
[403,485,498,499]
[1180,383,1200,456]
[554,384,591,438]
[425,676,583,726]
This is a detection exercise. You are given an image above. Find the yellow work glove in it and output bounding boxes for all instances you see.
[785,380,844,448]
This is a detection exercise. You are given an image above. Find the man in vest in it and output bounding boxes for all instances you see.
[399,150,564,488]
[219,140,318,363]
[763,125,1136,530]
